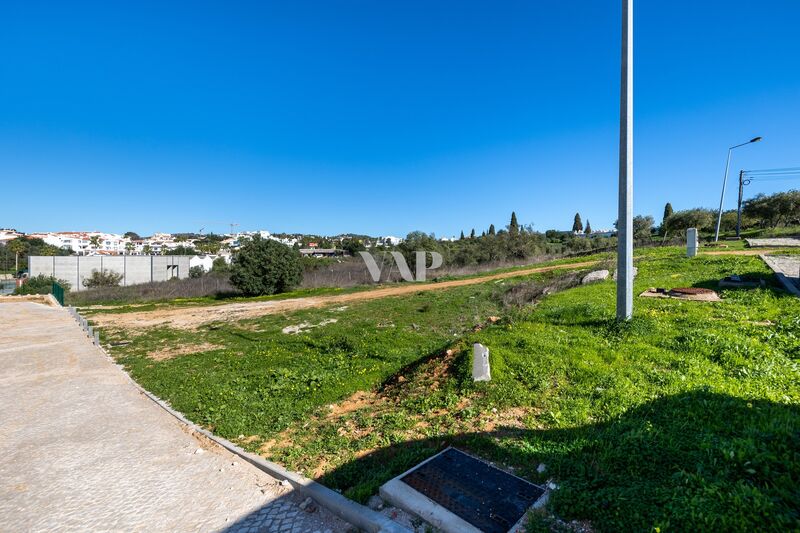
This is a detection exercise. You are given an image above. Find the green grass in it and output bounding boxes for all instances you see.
[105,266,583,432]
[103,248,800,531]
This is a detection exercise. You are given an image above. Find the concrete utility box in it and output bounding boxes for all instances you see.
[472,343,491,382]
[687,228,699,258]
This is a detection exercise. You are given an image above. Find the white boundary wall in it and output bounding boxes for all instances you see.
[29,256,192,291]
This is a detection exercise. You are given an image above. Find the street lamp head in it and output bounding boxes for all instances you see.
[750,136,763,143]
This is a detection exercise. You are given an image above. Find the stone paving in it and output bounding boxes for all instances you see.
[762,255,800,294]
[746,237,800,248]
[0,301,349,533]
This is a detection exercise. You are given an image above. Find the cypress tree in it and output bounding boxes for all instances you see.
[585,219,592,235]
[509,212,519,236]
[572,212,583,232]
[488,224,496,235]
[460,230,465,240]
[470,228,476,239]
[663,202,674,223]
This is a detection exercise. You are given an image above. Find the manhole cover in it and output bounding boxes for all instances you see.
[399,448,545,533]
[669,287,714,295]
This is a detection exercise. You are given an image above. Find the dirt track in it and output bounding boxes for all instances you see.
[90,260,600,330]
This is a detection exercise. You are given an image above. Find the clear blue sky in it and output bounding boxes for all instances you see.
[2,1,799,237]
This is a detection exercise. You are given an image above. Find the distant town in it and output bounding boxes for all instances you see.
[0,228,406,259]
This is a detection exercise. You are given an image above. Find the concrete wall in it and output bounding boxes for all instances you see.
[29,256,193,291]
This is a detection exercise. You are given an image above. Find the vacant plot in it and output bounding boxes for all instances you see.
[86,257,604,330]
[99,248,800,531]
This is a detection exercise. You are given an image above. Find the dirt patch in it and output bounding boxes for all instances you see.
[258,426,296,456]
[148,342,222,361]
[481,407,537,433]
[88,260,602,331]
[640,287,722,302]
[281,318,338,335]
[326,390,384,420]
[703,249,772,256]
[236,434,261,445]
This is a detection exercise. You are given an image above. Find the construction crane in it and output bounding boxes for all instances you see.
[205,221,240,236]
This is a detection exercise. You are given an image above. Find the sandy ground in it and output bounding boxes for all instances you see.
[89,260,600,330]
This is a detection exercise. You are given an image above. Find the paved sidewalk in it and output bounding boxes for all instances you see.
[0,301,349,532]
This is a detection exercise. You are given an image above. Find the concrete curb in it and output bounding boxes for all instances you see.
[760,255,800,297]
[69,306,410,533]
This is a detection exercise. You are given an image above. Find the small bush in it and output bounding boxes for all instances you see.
[212,257,230,273]
[230,236,303,296]
[14,274,71,295]
[83,269,123,288]
[189,265,205,278]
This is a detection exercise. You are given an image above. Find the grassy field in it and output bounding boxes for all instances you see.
[100,247,800,531]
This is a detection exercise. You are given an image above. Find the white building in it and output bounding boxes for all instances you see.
[379,235,403,246]
[30,232,129,255]
[189,255,215,272]
[0,229,22,245]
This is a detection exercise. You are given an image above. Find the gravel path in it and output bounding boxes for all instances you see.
[0,301,349,532]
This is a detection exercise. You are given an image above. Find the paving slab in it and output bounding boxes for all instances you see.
[761,255,800,296]
[0,301,349,533]
[746,237,800,248]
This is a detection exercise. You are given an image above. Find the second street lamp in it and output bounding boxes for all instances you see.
[714,136,762,241]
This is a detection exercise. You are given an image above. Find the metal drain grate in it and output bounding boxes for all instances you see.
[400,448,544,533]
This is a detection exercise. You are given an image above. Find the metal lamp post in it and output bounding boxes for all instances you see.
[616,0,634,321]
[714,136,762,241]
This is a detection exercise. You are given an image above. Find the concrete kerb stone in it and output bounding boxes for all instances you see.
[761,255,800,297]
[64,305,410,533]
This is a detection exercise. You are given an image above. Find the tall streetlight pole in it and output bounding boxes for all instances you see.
[616,0,633,321]
[714,137,762,241]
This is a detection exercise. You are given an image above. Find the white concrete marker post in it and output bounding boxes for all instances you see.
[616,0,634,321]
[687,228,699,258]
[472,343,491,382]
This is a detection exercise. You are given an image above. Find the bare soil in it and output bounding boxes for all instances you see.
[148,341,222,361]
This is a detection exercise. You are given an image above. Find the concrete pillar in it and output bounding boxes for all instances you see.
[472,343,491,382]
[687,228,699,257]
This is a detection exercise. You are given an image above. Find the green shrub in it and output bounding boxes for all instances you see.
[230,235,303,296]
[212,257,230,273]
[189,265,205,278]
[664,208,716,236]
[83,269,123,288]
[14,274,70,295]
